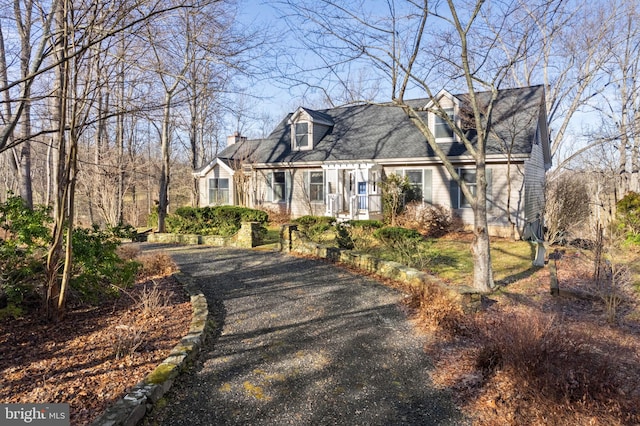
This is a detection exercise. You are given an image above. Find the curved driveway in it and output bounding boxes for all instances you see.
[144,245,465,425]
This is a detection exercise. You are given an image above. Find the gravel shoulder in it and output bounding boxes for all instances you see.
[142,245,466,426]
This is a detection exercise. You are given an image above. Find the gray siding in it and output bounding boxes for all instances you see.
[313,123,331,146]
[523,141,546,221]
[199,164,234,207]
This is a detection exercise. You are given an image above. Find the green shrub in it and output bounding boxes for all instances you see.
[293,215,335,242]
[0,195,52,249]
[336,223,354,250]
[107,223,140,240]
[373,226,433,269]
[69,226,139,303]
[374,226,422,242]
[147,210,158,229]
[348,219,384,229]
[617,192,640,244]
[343,220,383,251]
[166,206,268,237]
[294,215,334,227]
[0,196,51,307]
[0,196,145,310]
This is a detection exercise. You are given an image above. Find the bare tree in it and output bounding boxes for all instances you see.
[140,6,194,232]
[500,1,615,165]
[181,4,235,207]
[43,0,202,320]
[46,0,72,320]
[593,0,640,195]
[279,0,542,291]
[0,0,61,207]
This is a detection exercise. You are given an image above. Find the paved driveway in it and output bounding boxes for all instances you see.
[143,245,465,425]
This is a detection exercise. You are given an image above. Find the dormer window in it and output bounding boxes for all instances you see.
[426,90,458,143]
[434,107,454,140]
[290,107,334,151]
[289,107,333,151]
[294,122,310,149]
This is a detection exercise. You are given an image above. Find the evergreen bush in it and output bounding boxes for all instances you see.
[0,196,51,308]
[617,192,640,244]
[166,205,269,236]
[293,215,335,241]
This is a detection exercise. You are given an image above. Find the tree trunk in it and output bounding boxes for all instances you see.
[471,162,494,292]
[116,50,125,225]
[632,113,639,193]
[45,0,68,322]
[157,92,172,233]
[45,138,53,206]
[189,87,199,207]
[14,0,34,208]
[57,131,78,317]
[17,142,33,208]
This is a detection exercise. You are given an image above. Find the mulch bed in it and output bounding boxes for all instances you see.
[0,276,191,425]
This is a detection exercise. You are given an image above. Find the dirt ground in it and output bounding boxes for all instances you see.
[0,276,191,425]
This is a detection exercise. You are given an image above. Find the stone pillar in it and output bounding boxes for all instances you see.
[279,224,298,252]
[236,222,260,248]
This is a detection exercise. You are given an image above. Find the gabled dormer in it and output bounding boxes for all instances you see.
[425,89,460,143]
[289,107,334,151]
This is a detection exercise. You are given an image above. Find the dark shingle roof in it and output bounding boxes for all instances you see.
[218,85,546,165]
[300,107,334,125]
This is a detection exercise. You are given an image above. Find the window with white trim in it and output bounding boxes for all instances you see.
[293,122,310,150]
[398,169,432,203]
[434,107,454,140]
[405,170,424,200]
[208,178,229,205]
[460,169,476,208]
[272,171,285,202]
[308,171,324,202]
[450,168,492,209]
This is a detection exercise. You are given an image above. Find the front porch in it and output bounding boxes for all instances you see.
[323,162,383,221]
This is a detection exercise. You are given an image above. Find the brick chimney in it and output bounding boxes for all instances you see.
[227,131,247,146]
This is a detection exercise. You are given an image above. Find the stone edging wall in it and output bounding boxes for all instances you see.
[280,224,484,311]
[146,222,261,248]
[91,272,209,426]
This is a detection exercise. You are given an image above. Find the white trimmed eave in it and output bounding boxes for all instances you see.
[424,89,459,110]
[288,107,334,127]
[380,155,475,166]
[193,157,236,177]
[250,161,324,169]
[246,153,529,171]
[288,107,304,124]
[193,161,214,177]
[321,161,379,170]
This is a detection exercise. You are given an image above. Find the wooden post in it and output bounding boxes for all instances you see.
[548,249,563,296]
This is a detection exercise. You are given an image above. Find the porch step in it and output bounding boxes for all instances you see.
[335,214,351,223]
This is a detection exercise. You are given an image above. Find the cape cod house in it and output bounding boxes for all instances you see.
[195,85,551,238]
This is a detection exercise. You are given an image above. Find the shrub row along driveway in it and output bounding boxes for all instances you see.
[143,245,466,425]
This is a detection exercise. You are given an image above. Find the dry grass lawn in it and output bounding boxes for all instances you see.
[410,244,640,425]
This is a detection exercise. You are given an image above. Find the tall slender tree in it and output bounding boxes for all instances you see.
[281,0,540,291]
